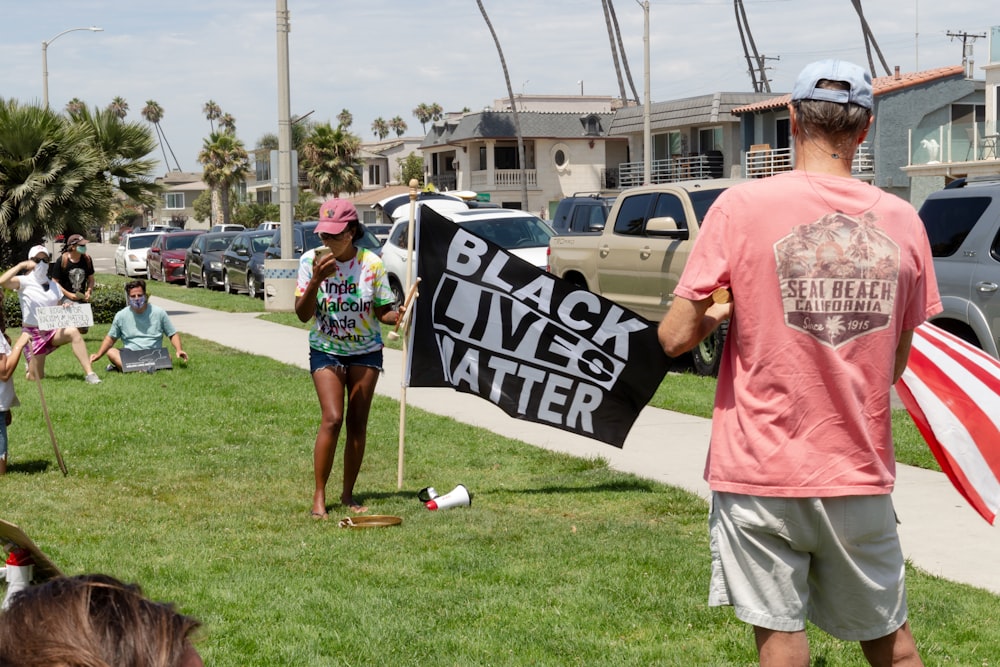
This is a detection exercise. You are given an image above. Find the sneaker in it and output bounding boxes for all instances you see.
[106,363,117,373]
[84,372,101,385]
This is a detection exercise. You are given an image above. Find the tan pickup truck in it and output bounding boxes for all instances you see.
[547,179,743,375]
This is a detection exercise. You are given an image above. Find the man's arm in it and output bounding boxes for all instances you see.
[658,295,732,358]
[168,332,188,362]
[892,329,915,384]
[89,335,119,363]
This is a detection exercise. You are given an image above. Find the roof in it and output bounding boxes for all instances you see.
[731,65,966,114]
[344,185,410,208]
[420,111,620,148]
[609,92,778,134]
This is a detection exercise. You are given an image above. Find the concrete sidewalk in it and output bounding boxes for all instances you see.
[155,297,1000,596]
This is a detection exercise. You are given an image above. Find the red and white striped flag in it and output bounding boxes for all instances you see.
[896,323,1000,525]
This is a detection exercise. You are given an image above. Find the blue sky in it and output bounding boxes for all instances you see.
[1,1,993,173]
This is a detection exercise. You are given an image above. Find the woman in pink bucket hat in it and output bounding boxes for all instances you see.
[294,198,399,518]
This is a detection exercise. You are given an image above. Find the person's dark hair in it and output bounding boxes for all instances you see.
[792,79,871,153]
[0,574,201,667]
[124,279,147,295]
[351,220,364,242]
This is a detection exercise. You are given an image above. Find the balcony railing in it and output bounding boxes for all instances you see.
[617,153,724,188]
[909,122,998,165]
[744,145,874,178]
[745,146,792,178]
[470,168,538,190]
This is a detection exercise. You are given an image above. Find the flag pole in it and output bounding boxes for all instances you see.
[397,178,419,490]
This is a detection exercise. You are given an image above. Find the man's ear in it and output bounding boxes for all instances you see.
[858,113,874,145]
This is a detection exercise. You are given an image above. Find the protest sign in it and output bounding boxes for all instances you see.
[36,304,94,331]
[406,207,669,448]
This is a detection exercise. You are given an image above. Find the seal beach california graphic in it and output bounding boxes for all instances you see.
[775,212,899,348]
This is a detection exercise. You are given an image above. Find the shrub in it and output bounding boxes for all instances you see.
[0,280,126,329]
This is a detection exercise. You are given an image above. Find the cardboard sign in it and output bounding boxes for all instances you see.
[120,347,173,373]
[36,304,94,331]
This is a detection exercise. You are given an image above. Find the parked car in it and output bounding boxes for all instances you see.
[263,221,383,261]
[147,230,205,283]
[222,229,276,298]
[184,231,240,289]
[547,179,742,376]
[918,176,1000,358]
[211,224,245,233]
[381,208,554,305]
[114,231,162,278]
[550,193,617,235]
[367,223,392,244]
[258,221,281,231]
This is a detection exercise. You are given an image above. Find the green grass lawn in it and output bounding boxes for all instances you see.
[1,327,996,666]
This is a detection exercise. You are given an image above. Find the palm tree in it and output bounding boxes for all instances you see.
[412,103,433,133]
[850,0,891,77]
[71,105,162,211]
[601,0,628,104]
[65,97,86,118]
[337,108,353,129]
[476,0,528,209]
[107,96,129,119]
[141,99,181,172]
[0,99,104,265]
[430,103,443,123]
[219,112,236,135]
[301,122,361,198]
[371,117,389,140]
[605,0,640,104]
[198,131,250,226]
[389,116,407,137]
[203,100,222,132]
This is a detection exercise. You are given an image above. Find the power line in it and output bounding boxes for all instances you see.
[947,30,986,77]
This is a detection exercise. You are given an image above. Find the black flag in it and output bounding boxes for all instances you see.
[405,207,669,447]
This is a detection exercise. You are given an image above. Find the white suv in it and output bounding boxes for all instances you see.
[381,207,555,305]
[918,176,1000,358]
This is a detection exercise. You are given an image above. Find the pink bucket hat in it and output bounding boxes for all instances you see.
[316,198,358,235]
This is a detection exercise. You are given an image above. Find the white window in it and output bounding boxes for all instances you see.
[165,193,185,210]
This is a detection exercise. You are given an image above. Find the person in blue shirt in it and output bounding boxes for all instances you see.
[90,280,188,372]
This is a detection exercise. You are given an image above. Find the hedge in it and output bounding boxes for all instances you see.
[1,280,126,330]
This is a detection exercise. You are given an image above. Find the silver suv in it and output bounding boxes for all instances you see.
[918,177,1000,358]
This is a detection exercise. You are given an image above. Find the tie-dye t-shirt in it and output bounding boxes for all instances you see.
[296,247,395,356]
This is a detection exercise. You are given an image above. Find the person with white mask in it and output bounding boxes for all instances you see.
[0,244,101,384]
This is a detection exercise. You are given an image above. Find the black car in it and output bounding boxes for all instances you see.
[551,193,616,235]
[184,231,240,289]
[222,229,275,298]
[264,221,383,261]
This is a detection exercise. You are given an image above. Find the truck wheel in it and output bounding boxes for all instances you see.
[692,321,728,377]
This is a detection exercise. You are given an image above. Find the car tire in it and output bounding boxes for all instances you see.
[184,268,193,288]
[159,266,168,283]
[247,273,259,299]
[224,271,235,294]
[389,278,405,309]
[691,320,728,378]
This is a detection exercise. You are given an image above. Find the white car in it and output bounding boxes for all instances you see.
[382,207,555,305]
[114,231,162,277]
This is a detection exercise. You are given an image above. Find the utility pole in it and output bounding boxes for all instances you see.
[947,30,987,78]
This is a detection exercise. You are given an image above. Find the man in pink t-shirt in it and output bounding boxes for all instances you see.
[659,60,940,666]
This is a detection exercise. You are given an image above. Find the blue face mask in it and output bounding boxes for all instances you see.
[129,296,147,310]
[77,245,87,255]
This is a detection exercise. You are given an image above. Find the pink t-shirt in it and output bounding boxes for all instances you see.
[675,171,941,497]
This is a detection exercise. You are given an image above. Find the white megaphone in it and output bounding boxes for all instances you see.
[424,484,471,511]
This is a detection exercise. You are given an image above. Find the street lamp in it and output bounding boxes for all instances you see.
[42,26,103,108]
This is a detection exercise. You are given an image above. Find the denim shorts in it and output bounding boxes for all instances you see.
[309,348,383,374]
